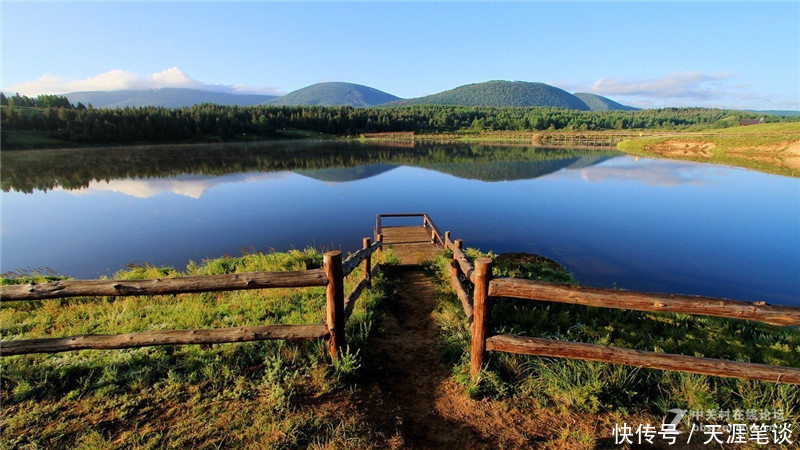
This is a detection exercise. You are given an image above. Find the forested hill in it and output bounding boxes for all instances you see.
[385,81,591,109]
[63,88,276,108]
[574,93,638,111]
[268,82,400,107]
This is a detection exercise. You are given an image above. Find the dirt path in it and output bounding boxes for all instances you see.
[357,267,546,449]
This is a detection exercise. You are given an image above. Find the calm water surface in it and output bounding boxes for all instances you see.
[2,141,798,305]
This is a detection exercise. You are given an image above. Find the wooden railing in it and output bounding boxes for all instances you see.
[5,213,799,386]
[0,238,382,359]
[440,233,800,385]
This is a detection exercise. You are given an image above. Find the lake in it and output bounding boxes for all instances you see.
[2,140,798,306]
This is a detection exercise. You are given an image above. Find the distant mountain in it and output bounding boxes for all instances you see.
[748,110,800,116]
[63,88,276,108]
[268,82,400,107]
[385,81,590,110]
[573,93,638,111]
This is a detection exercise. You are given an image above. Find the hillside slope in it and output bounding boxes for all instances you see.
[269,82,400,107]
[386,81,590,110]
[574,92,637,111]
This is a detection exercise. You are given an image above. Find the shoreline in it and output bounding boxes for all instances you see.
[5,124,799,177]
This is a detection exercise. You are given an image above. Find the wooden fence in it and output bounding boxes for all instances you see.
[0,238,382,359]
[440,234,800,385]
[4,214,799,386]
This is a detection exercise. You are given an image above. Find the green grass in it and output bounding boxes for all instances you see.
[430,249,800,427]
[5,245,797,446]
[1,127,334,151]
[1,130,77,149]
[711,122,800,134]
[1,248,399,448]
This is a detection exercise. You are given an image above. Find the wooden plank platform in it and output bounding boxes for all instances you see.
[381,226,442,265]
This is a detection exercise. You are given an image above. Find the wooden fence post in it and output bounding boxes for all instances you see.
[363,237,372,284]
[471,257,492,382]
[444,231,451,249]
[430,228,436,244]
[453,239,463,265]
[449,260,459,279]
[324,251,345,360]
[377,234,383,253]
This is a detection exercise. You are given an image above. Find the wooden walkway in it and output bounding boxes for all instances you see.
[375,214,445,265]
[381,226,441,265]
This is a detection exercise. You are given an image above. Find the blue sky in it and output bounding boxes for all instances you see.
[2,1,798,109]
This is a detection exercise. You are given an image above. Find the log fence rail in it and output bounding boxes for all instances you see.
[440,229,800,386]
[1,237,383,359]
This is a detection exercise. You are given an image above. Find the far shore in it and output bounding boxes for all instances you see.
[614,123,800,177]
[366,123,800,177]
[5,123,799,177]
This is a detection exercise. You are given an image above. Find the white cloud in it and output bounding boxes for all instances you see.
[583,71,799,109]
[591,71,731,99]
[5,67,284,96]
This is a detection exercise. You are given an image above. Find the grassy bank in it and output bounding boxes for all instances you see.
[1,128,335,150]
[1,249,398,448]
[429,249,800,444]
[617,122,800,177]
[4,247,798,447]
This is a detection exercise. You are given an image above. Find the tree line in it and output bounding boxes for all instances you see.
[1,92,87,109]
[1,92,793,147]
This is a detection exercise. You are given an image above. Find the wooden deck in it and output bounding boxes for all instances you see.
[381,226,442,265]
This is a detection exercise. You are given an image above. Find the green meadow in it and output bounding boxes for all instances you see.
[1,249,398,448]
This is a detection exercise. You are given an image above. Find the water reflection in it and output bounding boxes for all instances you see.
[558,158,713,187]
[61,173,291,199]
[1,141,622,193]
[1,141,797,306]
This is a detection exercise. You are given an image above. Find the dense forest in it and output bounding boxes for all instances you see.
[1,92,793,148]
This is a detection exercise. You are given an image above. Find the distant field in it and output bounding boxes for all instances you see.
[2,130,76,149]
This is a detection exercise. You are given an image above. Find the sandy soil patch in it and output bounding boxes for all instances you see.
[647,140,715,158]
[645,139,800,172]
[727,140,800,171]
[778,141,800,170]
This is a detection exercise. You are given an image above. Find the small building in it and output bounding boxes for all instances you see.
[740,118,765,126]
